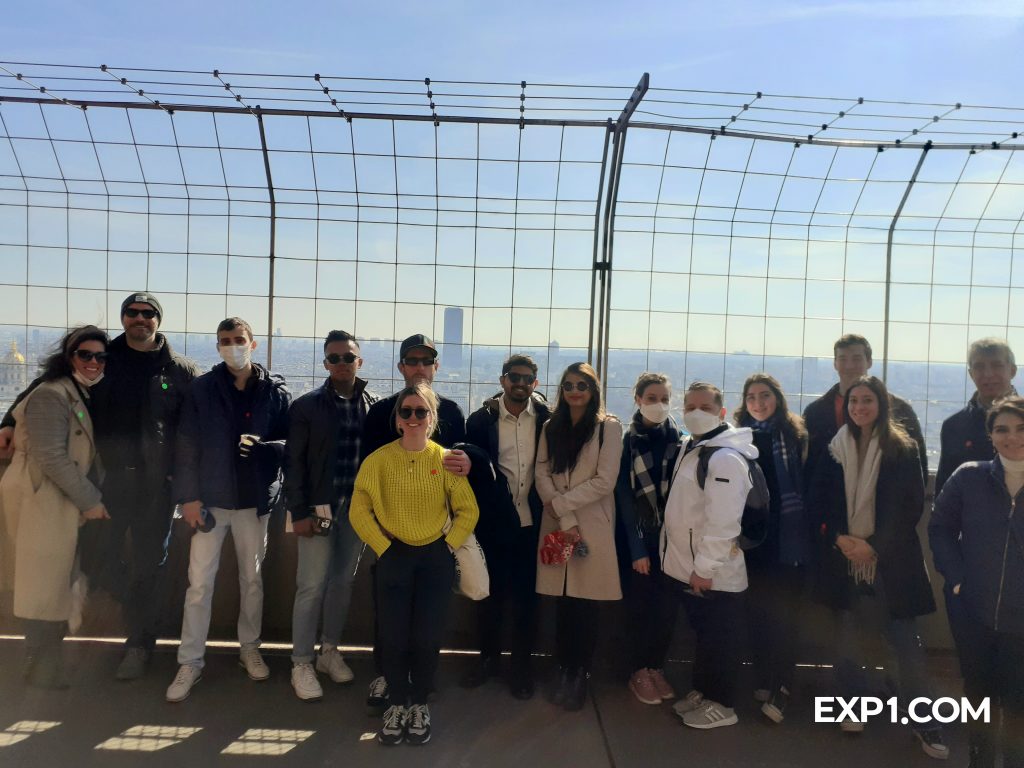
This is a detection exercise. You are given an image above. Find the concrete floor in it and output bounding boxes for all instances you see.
[0,638,967,768]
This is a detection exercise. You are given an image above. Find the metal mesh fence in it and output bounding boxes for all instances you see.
[2,63,1023,465]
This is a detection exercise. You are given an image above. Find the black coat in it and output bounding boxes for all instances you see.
[803,383,928,490]
[808,439,936,619]
[465,393,551,553]
[934,394,998,496]
[283,378,378,522]
[361,391,466,460]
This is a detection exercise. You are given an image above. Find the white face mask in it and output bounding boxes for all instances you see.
[72,370,104,388]
[683,408,722,437]
[639,402,671,425]
[219,344,252,371]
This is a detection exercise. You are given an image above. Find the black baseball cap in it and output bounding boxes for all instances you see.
[121,292,163,323]
[399,334,437,360]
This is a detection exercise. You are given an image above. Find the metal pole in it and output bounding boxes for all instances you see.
[882,145,929,381]
[587,121,614,365]
[256,110,277,368]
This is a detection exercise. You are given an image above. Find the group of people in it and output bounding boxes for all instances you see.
[0,294,1019,766]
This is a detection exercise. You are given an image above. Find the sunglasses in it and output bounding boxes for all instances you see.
[561,380,591,392]
[401,357,435,368]
[123,308,158,320]
[504,372,536,385]
[325,352,359,365]
[398,407,430,420]
[74,349,109,363]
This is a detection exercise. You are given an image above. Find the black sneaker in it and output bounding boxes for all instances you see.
[405,703,431,745]
[366,675,389,714]
[377,704,406,746]
[761,685,790,724]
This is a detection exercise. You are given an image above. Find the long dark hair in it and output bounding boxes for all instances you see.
[38,325,110,382]
[843,375,913,456]
[545,362,605,474]
[733,373,808,448]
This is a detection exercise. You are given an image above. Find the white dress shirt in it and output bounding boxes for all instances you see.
[497,395,537,527]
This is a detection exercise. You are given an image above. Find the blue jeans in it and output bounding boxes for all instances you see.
[290,510,364,664]
[834,576,937,729]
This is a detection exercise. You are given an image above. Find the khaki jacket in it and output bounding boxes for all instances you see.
[0,378,101,621]
[535,417,623,601]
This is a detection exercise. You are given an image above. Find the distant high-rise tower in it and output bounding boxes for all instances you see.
[443,307,464,367]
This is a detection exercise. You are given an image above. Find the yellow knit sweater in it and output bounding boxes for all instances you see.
[349,440,480,556]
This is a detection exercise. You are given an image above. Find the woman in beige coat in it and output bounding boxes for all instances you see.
[0,325,110,687]
[535,361,623,711]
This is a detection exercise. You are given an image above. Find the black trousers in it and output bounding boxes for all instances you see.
[555,597,601,672]
[96,469,175,650]
[680,588,745,708]
[626,529,678,672]
[954,601,1024,768]
[476,525,539,670]
[745,561,804,692]
[376,538,455,705]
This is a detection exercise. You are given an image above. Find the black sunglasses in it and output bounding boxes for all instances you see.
[398,407,430,420]
[325,352,359,365]
[123,308,158,320]
[504,372,536,385]
[74,349,109,363]
[401,356,435,368]
[561,380,591,392]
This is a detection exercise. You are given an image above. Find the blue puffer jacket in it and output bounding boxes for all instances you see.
[930,459,1024,634]
[173,362,291,516]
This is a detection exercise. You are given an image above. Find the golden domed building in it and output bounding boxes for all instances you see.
[0,340,28,413]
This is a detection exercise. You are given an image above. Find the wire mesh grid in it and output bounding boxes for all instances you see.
[1,63,1022,463]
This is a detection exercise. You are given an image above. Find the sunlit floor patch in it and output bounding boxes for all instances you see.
[221,728,315,756]
[94,724,201,752]
[0,721,61,748]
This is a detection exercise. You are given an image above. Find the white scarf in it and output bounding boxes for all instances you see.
[828,424,881,585]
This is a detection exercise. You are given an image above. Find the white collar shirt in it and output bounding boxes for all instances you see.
[497,395,537,527]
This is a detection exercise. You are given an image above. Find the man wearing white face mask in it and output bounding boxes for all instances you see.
[166,317,290,703]
[615,372,683,706]
[662,382,758,730]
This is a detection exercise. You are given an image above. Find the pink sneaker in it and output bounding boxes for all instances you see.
[647,668,675,700]
[628,668,661,705]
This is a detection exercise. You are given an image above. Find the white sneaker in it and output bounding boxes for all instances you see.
[672,689,705,717]
[291,663,323,701]
[166,664,202,702]
[316,646,354,684]
[239,648,270,681]
[682,700,738,729]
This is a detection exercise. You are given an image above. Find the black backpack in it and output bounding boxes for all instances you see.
[695,446,770,551]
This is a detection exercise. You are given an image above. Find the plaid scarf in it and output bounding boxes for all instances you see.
[743,414,807,564]
[627,411,682,530]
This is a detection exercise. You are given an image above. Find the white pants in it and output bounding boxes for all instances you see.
[178,507,268,668]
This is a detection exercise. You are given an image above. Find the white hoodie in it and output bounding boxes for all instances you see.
[660,424,759,593]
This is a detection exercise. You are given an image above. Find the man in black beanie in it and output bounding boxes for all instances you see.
[1,291,200,680]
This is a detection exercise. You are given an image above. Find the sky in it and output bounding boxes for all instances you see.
[4,0,1022,105]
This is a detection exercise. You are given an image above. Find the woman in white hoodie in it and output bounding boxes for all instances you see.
[662,381,757,730]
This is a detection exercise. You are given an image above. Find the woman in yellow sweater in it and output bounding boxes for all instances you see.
[349,382,479,747]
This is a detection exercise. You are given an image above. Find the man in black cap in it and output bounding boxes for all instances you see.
[2,292,201,679]
[360,333,471,710]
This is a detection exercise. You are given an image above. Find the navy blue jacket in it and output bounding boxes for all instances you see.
[173,363,290,516]
[935,395,999,496]
[930,459,1024,634]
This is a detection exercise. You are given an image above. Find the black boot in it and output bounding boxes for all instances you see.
[563,668,590,712]
[547,666,573,706]
[25,621,68,690]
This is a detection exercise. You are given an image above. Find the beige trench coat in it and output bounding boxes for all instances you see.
[0,378,101,621]
[535,417,623,601]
